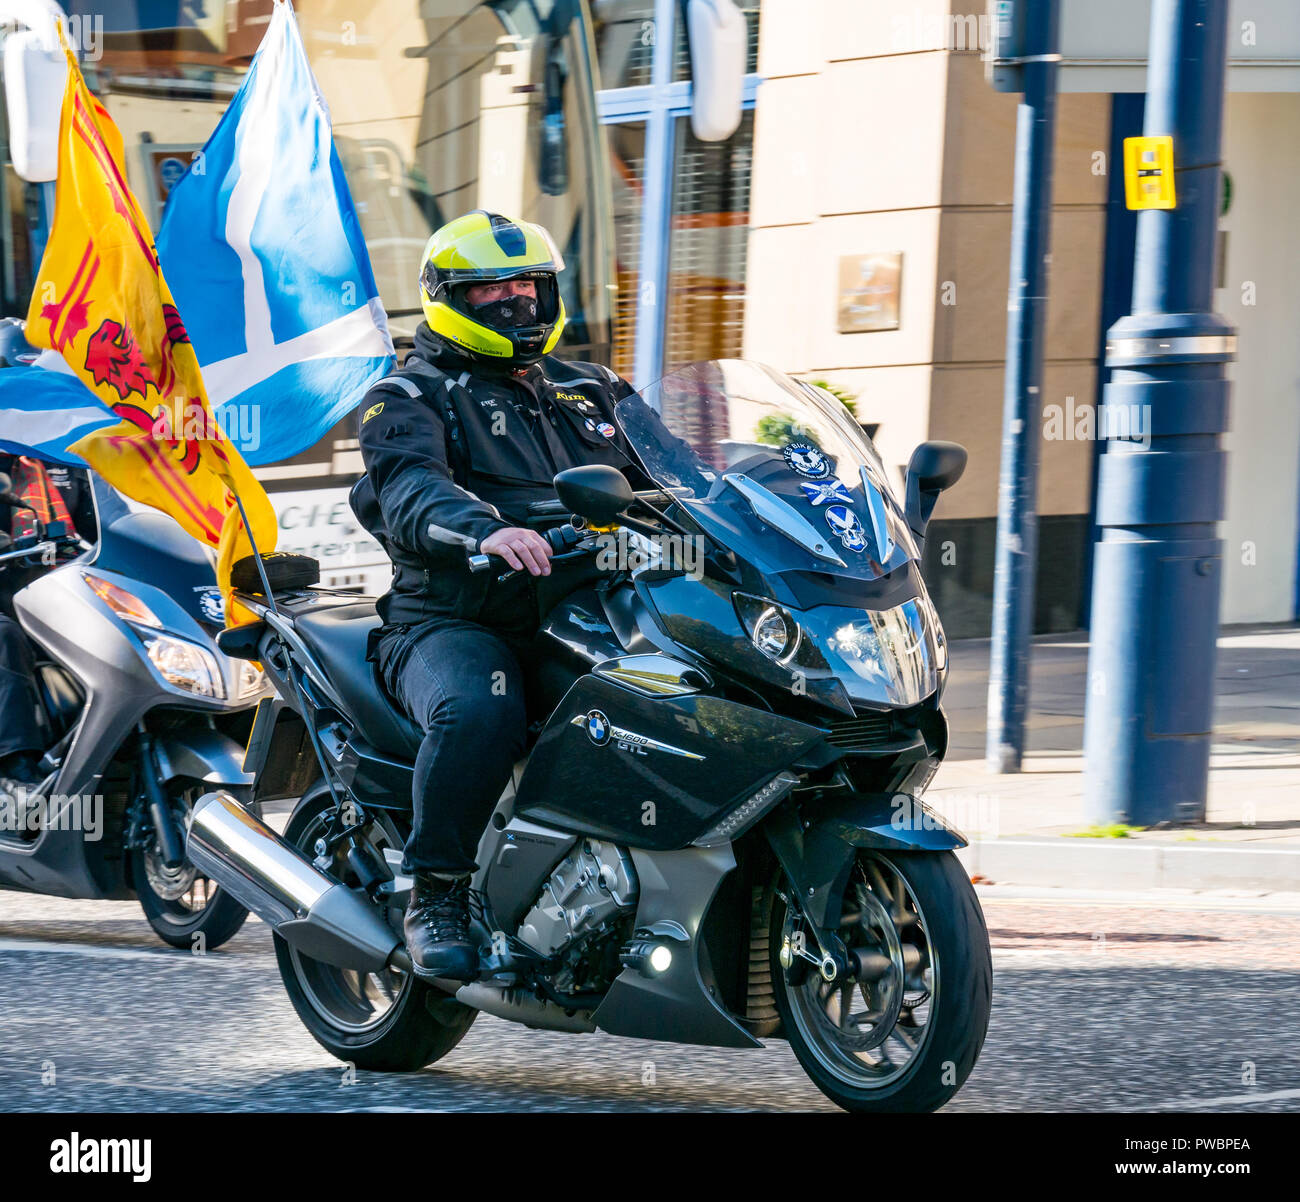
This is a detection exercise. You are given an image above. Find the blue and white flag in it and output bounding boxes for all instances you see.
[0,354,115,466]
[156,0,394,467]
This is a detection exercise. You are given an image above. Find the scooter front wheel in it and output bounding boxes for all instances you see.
[770,849,992,1113]
[131,782,250,951]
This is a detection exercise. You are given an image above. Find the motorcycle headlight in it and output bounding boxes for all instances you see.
[735,593,939,707]
[238,660,266,699]
[821,599,938,707]
[139,631,226,699]
[751,604,798,663]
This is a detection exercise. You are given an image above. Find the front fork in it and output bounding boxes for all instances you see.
[135,730,186,870]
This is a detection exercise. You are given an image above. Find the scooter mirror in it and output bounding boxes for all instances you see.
[4,28,70,183]
[554,464,634,528]
[687,0,746,142]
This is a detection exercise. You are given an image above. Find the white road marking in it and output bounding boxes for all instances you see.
[0,938,230,964]
[1148,1087,1300,1110]
[977,884,1300,915]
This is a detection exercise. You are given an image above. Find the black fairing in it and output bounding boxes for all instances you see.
[513,674,827,849]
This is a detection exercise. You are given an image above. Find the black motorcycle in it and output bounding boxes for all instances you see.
[188,359,991,1112]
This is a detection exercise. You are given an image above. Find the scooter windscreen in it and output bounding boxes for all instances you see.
[617,359,918,582]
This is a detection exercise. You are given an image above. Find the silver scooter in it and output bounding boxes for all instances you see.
[0,473,269,949]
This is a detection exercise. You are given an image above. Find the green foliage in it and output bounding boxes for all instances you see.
[1063,823,1144,839]
[806,377,859,418]
[755,413,819,447]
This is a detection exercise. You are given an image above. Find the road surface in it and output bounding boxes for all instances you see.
[2,885,1297,1112]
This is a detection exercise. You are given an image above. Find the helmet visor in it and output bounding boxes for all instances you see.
[424,220,565,291]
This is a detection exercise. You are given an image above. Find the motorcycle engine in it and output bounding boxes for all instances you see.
[516,839,638,994]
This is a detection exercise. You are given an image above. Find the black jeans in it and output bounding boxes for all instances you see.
[0,615,42,761]
[375,618,528,877]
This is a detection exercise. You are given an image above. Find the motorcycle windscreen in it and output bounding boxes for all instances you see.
[617,359,918,582]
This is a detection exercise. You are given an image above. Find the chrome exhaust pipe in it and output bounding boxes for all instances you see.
[186,790,403,973]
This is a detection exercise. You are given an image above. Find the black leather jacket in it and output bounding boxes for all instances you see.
[356,324,644,634]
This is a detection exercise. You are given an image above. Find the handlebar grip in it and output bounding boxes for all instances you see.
[466,523,581,573]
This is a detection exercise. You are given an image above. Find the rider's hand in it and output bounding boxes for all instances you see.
[479,527,552,576]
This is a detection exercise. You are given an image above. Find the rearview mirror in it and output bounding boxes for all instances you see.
[4,29,69,183]
[687,0,746,142]
[904,440,967,547]
[554,464,634,528]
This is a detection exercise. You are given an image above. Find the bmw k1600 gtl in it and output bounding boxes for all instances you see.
[187,359,992,1112]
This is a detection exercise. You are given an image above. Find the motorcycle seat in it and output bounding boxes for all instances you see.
[291,601,424,760]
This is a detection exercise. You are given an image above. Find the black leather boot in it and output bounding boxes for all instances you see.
[404,873,478,981]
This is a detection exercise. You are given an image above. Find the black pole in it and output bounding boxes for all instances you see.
[1083,0,1234,825]
[986,0,1061,773]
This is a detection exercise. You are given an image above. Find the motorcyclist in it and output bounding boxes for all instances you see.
[0,453,95,802]
[355,210,647,981]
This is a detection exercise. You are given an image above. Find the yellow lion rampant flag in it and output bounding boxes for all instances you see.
[25,36,276,626]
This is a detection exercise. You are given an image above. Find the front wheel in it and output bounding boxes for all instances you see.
[132,783,250,951]
[770,849,991,1113]
[273,784,477,1072]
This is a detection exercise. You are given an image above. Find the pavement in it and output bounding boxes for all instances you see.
[927,624,1300,892]
[3,885,1298,1112]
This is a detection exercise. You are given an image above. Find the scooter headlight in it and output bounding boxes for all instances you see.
[140,631,226,699]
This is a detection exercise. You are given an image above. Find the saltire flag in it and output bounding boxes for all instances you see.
[23,30,276,625]
[155,0,395,465]
[0,357,115,465]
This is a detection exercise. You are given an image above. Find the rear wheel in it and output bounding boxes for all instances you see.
[770,849,991,1113]
[273,785,476,1071]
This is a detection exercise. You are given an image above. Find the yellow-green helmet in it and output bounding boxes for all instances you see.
[419,211,567,365]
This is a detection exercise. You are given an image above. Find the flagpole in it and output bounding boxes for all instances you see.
[229,487,349,815]
[231,489,281,617]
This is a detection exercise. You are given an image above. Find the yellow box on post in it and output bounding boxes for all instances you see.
[1123,135,1177,210]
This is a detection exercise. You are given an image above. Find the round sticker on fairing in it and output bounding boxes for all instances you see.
[196,587,226,624]
[783,441,830,479]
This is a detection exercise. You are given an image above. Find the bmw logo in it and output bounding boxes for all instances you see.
[782,441,830,479]
[586,710,611,746]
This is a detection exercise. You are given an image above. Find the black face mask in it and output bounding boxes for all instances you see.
[472,293,539,330]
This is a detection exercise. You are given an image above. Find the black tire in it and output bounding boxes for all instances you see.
[273,785,476,1072]
[770,850,991,1113]
[133,855,250,949]
[131,784,251,951]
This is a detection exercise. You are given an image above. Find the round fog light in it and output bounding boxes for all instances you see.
[648,944,673,974]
